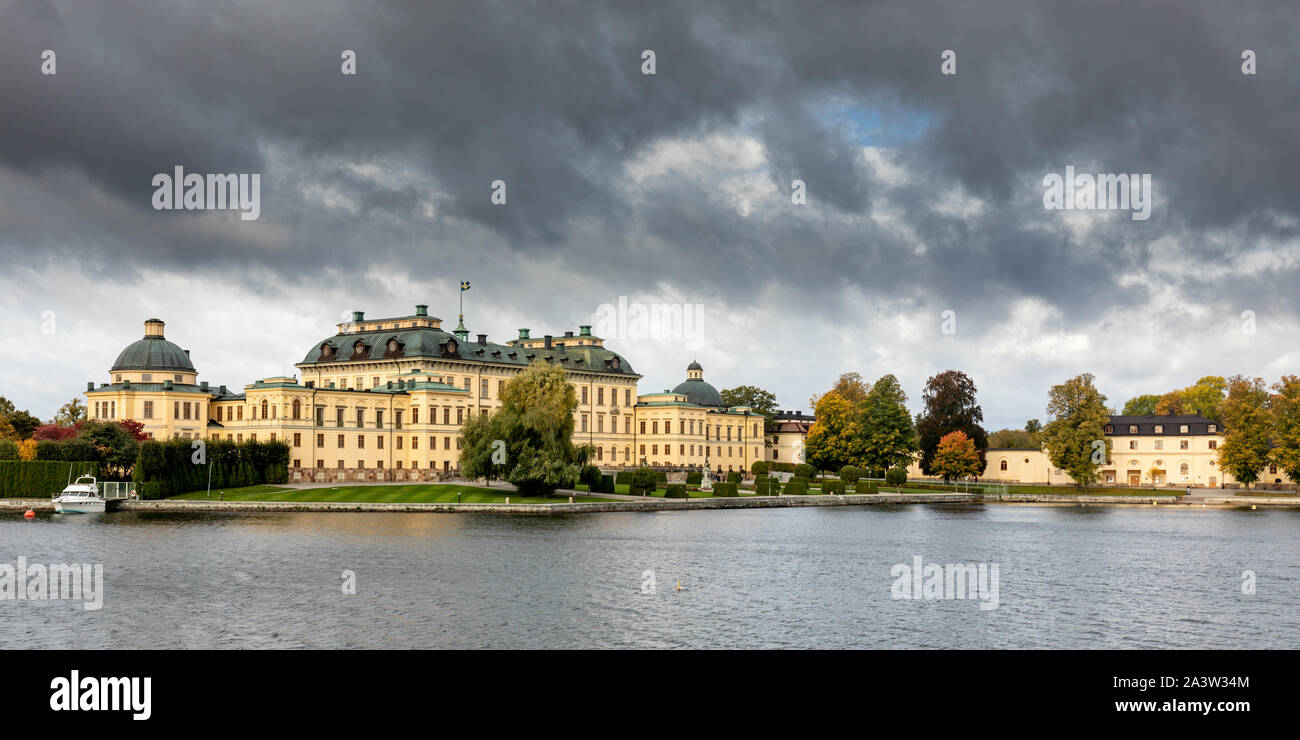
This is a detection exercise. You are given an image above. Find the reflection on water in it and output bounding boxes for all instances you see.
[1,505,1296,649]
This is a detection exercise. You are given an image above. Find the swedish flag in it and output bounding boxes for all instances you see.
[460,281,471,292]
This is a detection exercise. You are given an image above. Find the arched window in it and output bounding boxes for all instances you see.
[597,446,603,461]
[292,399,302,420]
[624,446,630,462]
[999,459,1008,471]
[1180,463,1189,476]
[260,399,269,419]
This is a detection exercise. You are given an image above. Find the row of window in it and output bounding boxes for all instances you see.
[114,374,185,383]
[297,459,454,471]
[1106,423,1217,434]
[1125,439,1217,451]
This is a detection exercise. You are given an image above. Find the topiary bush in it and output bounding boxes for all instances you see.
[630,467,657,495]
[615,470,634,485]
[765,478,781,495]
[664,484,688,498]
[655,470,669,484]
[751,460,769,475]
[885,467,907,486]
[580,465,602,489]
[686,471,702,485]
[727,470,742,484]
[783,480,808,495]
[594,474,616,494]
[856,480,878,494]
[793,463,814,479]
[712,482,739,497]
[838,465,860,485]
[823,480,845,495]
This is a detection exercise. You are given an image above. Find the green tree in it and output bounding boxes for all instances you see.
[931,430,982,482]
[915,370,987,476]
[76,420,140,475]
[458,363,584,497]
[7,410,40,440]
[1024,418,1042,434]
[1271,375,1300,483]
[857,374,918,478]
[1121,394,1161,415]
[1180,376,1227,419]
[988,428,1035,449]
[719,385,778,418]
[54,398,87,427]
[1042,373,1111,492]
[1217,375,1272,489]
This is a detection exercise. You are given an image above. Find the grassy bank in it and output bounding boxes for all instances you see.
[171,484,610,505]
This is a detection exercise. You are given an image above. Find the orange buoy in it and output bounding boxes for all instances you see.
[23,509,36,518]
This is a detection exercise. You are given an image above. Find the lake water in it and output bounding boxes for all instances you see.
[1,504,1296,649]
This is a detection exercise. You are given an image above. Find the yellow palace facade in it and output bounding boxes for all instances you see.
[84,307,765,482]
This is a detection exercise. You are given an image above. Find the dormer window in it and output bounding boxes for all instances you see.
[1208,424,1217,433]
[1128,425,1138,434]
[1104,425,1113,434]
[1179,425,1189,433]
[1154,425,1163,434]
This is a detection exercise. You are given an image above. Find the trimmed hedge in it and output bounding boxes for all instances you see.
[664,484,688,498]
[793,463,815,479]
[593,474,616,494]
[856,480,879,494]
[751,460,769,474]
[783,480,808,495]
[885,467,908,486]
[726,470,742,484]
[823,480,845,495]
[580,465,602,489]
[134,438,290,498]
[0,439,19,461]
[768,462,797,473]
[686,471,702,485]
[712,482,739,497]
[0,460,100,498]
[655,471,669,483]
[839,465,861,484]
[754,476,781,495]
[616,471,634,485]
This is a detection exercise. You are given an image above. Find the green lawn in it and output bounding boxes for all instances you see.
[1233,491,1298,497]
[171,484,609,505]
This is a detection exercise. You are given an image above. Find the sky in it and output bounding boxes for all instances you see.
[1,0,1298,430]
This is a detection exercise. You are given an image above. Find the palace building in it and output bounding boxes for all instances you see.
[84,308,766,482]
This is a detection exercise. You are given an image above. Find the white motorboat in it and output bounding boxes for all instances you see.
[52,475,106,514]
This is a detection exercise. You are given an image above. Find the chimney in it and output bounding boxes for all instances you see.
[579,325,591,337]
[184,349,190,357]
[543,335,552,349]
[86,381,94,392]
[518,328,530,340]
[144,318,165,338]
[564,330,574,338]
[386,381,393,389]
[122,379,131,389]
[219,385,227,395]
[415,304,428,317]
[352,311,365,322]
[200,381,209,391]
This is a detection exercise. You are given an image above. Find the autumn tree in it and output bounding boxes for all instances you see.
[810,372,869,408]
[1272,375,1300,483]
[932,430,982,482]
[805,391,858,473]
[915,370,987,475]
[1153,391,1184,415]
[1180,376,1227,419]
[1217,375,1272,489]
[1041,373,1111,492]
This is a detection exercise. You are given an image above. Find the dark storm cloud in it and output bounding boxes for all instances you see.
[1,0,1298,327]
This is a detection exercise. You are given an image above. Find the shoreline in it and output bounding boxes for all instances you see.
[2,490,1296,514]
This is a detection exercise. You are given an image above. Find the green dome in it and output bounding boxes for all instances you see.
[672,378,723,407]
[111,336,195,372]
[687,360,703,371]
